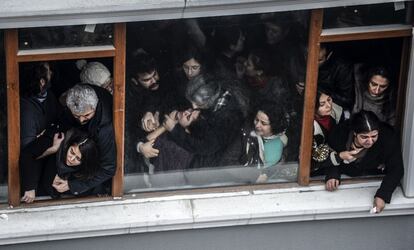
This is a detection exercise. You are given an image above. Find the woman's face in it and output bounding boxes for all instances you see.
[66,144,82,167]
[317,93,332,117]
[177,108,200,128]
[368,75,389,97]
[182,58,201,80]
[254,111,273,137]
[354,130,379,149]
[244,55,258,77]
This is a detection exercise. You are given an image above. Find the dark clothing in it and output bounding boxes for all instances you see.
[60,84,116,195]
[318,57,355,111]
[151,134,193,172]
[168,90,244,169]
[326,121,404,203]
[20,92,60,148]
[19,131,58,197]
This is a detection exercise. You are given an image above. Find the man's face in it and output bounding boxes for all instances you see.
[265,23,284,45]
[137,70,159,90]
[72,108,96,125]
[40,63,53,93]
[368,75,389,97]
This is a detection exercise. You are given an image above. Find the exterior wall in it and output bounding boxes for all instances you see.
[3,215,414,250]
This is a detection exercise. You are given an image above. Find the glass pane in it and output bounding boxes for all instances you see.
[323,2,411,29]
[124,10,309,193]
[0,30,7,203]
[312,38,403,178]
[18,24,113,50]
[19,58,114,203]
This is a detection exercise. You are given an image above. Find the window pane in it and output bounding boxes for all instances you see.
[312,38,403,178]
[18,24,113,50]
[0,30,7,203]
[323,2,411,29]
[124,11,309,193]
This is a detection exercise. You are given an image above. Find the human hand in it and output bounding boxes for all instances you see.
[373,197,386,213]
[141,112,160,132]
[53,178,69,193]
[139,139,159,158]
[22,190,36,203]
[325,178,340,191]
[51,132,65,152]
[163,111,178,132]
[339,149,362,162]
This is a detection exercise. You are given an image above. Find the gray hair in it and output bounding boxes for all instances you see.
[66,84,98,114]
[186,74,221,109]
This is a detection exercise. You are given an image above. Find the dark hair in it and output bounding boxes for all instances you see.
[21,62,50,97]
[248,49,273,76]
[351,110,380,134]
[178,44,206,68]
[213,25,242,52]
[60,128,99,180]
[133,50,157,75]
[256,101,288,135]
[367,66,390,84]
[315,87,332,113]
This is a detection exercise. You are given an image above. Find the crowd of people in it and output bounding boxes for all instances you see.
[16,13,404,212]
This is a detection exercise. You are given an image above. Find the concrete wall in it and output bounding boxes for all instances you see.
[3,215,414,250]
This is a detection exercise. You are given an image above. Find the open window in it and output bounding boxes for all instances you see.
[5,24,126,206]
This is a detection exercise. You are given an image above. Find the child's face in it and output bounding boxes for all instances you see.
[254,111,273,137]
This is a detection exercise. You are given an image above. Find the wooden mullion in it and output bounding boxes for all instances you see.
[320,28,412,43]
[111,23,126,198]
[298,9,323,186]
[5,29,21,207]
[396,37,412,131]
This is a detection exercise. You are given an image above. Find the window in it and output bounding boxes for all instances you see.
[323,2,411,29]
[124,10,310,193]
[1,2,412,207]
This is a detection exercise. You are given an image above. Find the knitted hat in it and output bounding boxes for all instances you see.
[77,60,111,87]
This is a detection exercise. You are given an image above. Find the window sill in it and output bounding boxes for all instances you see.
[0,182,414,245]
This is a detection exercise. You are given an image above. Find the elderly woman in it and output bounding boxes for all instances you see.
[325,110,404,213]
[163,74,246,169]
[77,60,113,95]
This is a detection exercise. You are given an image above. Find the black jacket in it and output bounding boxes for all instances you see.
[318,57,355,111]
[326,121,404,203]
[168,90,244,168]
[60,84,116,195]
[20,92,60,148]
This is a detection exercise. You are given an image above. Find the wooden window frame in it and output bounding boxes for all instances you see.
[2,7,412,207]
[5,23,126,207]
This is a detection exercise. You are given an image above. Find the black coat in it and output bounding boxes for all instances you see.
[318,57,355,111]
[60,84,116,195]
[20,91,60,148]
[326,121,404,203]
[168,91,244,169]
